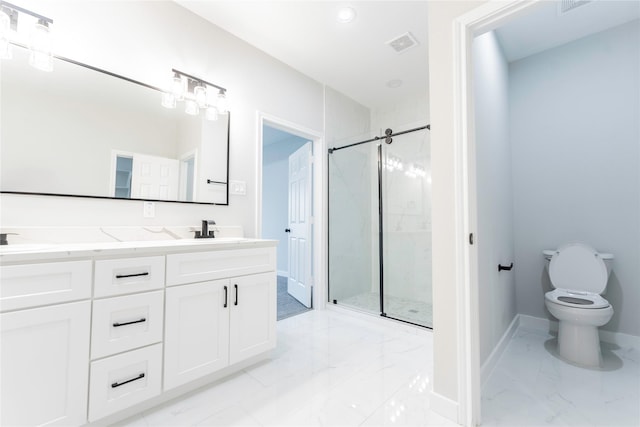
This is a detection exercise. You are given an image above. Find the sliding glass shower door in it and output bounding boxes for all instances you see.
[328,126,432,328]
[381,128,432,326]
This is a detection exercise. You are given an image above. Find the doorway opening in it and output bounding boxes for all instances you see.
[257,113,324,321]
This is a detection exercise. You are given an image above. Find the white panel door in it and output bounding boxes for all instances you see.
[131,153,179,200]
[229,272,276,364]
[287,142,312,307]
[164,280,230,391]
[1,301,91,427]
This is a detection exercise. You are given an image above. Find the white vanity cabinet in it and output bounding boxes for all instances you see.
[0,261,92,427]
[164,248,276,391]
[0,239,277,426]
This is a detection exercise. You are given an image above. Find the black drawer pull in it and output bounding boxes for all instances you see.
[113,318,146,328]
[115,272,149,279]
[224,285,228,308]
[111,373,145,388]
[234,284,238,306]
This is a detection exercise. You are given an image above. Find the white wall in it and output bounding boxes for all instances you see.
[510,20,640,337]
[370,94,430,135]
[262,133,308,275]
[473,31,517,365]
[428,0,490,408]
[0,0,324,233]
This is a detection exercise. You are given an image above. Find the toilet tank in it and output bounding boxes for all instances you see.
[542,248,614,276]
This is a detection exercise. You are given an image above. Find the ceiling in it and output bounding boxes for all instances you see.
[175,1,429,110]
[175,1,639,111]
[495,1,640,62]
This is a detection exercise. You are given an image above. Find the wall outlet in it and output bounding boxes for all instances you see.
[230,180,247,195]
[143,202,155,218]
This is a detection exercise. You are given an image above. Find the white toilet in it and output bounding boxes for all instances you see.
[543,243,614,368]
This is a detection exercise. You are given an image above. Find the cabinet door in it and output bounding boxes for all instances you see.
[164,280,230,390]
[229,272,277,364]
[1,300,91,427]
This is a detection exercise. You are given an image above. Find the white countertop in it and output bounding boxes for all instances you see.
[0,238,278,264]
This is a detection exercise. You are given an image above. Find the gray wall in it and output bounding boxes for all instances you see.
[510,20,640,336]
[473,31,517,365]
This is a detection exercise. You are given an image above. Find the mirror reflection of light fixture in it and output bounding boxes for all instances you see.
[161,69,227,121]
[0,1,54,71]
[0,7,12,59]
[184,99,199,116]
[161,92,176,109]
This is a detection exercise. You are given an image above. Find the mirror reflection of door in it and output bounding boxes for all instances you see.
[111,152,178,200]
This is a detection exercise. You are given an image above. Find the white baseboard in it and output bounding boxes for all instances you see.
[429,390,459,424]
[276,270,288,278]
[481,315,519,386]
[518,314,640,348]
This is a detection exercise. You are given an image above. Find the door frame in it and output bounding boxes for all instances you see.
[256,111,326,310]
[452,1,543,425]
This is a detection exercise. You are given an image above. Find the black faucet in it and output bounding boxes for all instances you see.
[194,220,216,239]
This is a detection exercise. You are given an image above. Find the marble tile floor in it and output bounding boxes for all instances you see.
[117,309,453,427]
[481,325,640,427]
[338,292,433,328]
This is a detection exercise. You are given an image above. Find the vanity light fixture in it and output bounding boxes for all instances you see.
[0,7,12,59]
[162,69,228,121]
[0,1,54,71]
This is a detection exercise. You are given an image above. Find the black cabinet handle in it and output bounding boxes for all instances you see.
[115,272,149,279]
[285,228,291,233]
[234,284,238,306]
[498,263,514,272]
[224,285,228,308]
[113,318,146,328]
[111,373,145,388]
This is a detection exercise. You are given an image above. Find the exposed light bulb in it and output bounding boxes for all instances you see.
[216,90,227,113]
[185,99,199,116]
[194,84,207,108]
[29,19,53,72]
[161,92,176,109]
[206,106,219,121]
[171,74,185,100]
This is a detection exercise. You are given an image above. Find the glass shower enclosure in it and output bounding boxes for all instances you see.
[328,125,432,328]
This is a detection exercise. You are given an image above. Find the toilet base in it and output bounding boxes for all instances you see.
[557,321,602,368]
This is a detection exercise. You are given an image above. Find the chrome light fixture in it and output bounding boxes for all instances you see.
[29,18,52,72]
[0,1,54,71]
[161,69,228,121]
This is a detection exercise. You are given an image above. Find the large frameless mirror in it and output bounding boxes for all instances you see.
[0,46,230,205]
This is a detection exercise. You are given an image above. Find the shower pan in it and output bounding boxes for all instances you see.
[328,125,432,328]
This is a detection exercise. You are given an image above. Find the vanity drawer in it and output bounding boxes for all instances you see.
[88,343,162,422]
[91,291,164,359]
[166,247,276,286]
[94,256,165,298]
[0,260,92,312]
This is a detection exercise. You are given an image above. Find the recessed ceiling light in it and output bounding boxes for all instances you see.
[386,79,403,89]
[337,7,356,24]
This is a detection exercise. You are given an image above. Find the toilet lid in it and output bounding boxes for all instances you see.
[549,243,608,294]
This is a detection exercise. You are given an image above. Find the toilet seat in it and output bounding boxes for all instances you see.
[549,243,608,294]
[545,288,610,309]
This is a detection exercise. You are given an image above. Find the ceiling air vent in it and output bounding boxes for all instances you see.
[386,32,419,54]
[558,0,593,15]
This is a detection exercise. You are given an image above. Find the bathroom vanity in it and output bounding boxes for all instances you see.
[0,238,277,426]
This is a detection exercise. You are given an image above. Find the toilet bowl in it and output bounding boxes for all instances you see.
[543,243,614,368]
